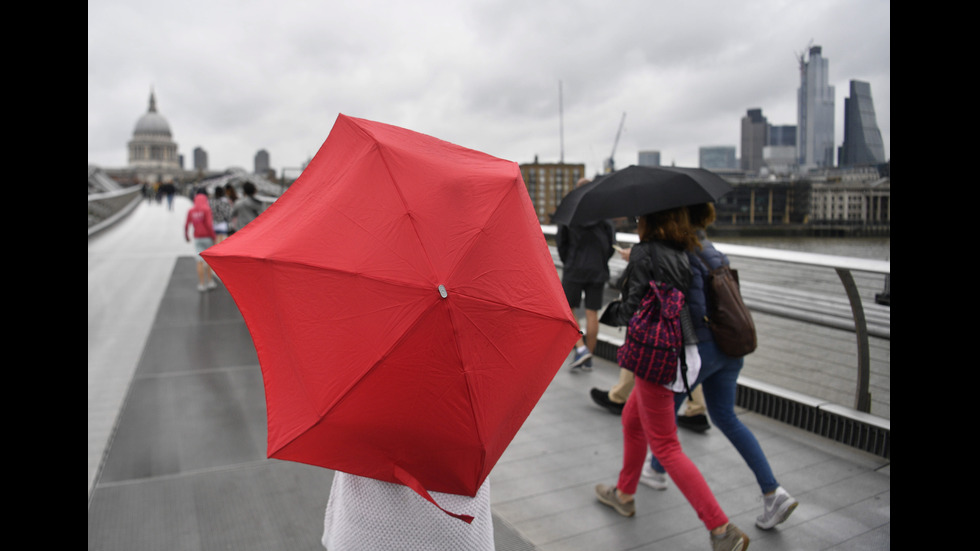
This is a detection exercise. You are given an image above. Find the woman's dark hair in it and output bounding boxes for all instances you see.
[639,206,701,251]
[224,183,239,202]
[214,186,225,198]
[688,202,716,229]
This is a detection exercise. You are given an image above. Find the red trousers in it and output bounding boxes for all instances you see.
[617,376,728,531]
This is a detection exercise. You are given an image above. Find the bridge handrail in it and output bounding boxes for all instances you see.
[88,186,143,202]
[541,225,890,275]
[88,186,143,237]
[541,224,887,413]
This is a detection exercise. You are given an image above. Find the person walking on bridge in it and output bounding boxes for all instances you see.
[210,185,233,245]
[594,207,749,551]
[185,191,217,292]
[556,177,616,372]
[231,181,264,232]
[642,202,798,531]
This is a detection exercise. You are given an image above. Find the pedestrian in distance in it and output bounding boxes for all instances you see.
[163,181,176,211]
[185,191,218,292]
[593,207,749,551]
[230,181,264,232]
[223,183,239,236]
[555,177,616,372]
[642,202,798,531]
[210,185,233,245]
[224,182,239,204]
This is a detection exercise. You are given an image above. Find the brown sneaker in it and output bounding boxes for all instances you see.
[595,484,635,517]
[710,523,749,551]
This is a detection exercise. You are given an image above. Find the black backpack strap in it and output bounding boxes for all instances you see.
[678,346,693,401]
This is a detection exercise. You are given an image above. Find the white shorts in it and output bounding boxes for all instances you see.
[194,237,214,256]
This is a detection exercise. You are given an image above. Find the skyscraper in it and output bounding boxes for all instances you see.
[699,146,736,170]
[740,108,768,174]
[193,147,208,171]
[797,45,835,169]
[838,80,886,167]
[638,150,661,167]
[768,125,796,147]
[255,149,270,174]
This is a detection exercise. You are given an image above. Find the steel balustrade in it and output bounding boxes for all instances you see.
[541,224,889,415]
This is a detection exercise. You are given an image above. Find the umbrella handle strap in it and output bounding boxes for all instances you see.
[392,464,475,524]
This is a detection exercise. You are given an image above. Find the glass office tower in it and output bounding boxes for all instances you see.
[839,80,886,167]
[797,46,835,169]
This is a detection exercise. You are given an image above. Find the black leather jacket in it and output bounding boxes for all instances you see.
[600,240,698,345]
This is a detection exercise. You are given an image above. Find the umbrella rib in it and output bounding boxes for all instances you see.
[373,145,443,284]
[442,174,523,285]
[270,296,445,459]
[317,297,445,418]
[446,294,577,468]
[324,199,434,285]
[262,282,440,461]
[219,254,434,295]
[448,302,504,455]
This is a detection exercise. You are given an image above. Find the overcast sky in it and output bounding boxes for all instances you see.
[88,0,889,177]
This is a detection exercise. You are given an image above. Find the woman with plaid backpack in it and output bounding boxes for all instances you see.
[594,206,749,551]
[643,203,798,532]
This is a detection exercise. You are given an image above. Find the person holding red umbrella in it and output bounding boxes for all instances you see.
[202,115,581,550]
[322,472,493,550]
[594,206,749,551]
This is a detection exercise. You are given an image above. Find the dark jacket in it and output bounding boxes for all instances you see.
[687,233,730,342]
[556,221,616,284]
[600,239,698,345]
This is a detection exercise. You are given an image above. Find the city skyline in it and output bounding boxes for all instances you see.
[88,0,889,177]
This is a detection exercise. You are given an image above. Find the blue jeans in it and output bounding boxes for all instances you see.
[648,339,779,494]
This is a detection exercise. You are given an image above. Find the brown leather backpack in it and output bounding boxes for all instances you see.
[699,256,757,357]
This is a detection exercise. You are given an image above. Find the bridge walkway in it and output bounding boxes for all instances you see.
[88,196,889,550]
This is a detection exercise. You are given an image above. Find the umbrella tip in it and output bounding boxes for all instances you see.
[438,285,448,299]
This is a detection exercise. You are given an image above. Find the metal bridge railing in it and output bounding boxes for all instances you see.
[88,187,143,237]
[541,225,890,415]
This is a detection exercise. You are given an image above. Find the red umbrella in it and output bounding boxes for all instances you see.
[202,114,580,522]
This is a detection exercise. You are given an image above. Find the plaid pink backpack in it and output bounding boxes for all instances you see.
[617,281,685,386]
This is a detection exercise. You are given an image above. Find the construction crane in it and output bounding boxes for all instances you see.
[796,39,814,74]
[604,112,626,173]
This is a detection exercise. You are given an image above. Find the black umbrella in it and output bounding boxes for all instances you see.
[551,165,733,226]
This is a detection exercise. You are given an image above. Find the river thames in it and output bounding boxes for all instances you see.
[710,235,890,261]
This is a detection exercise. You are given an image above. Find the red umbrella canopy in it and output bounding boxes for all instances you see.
[202,114,580,519]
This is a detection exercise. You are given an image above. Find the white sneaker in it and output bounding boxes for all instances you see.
[207,279,217,290]
[756,486,798,529]
[197,284,206,292]
[640,460,668,490]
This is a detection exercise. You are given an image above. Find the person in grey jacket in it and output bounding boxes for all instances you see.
[231,181,265,231]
